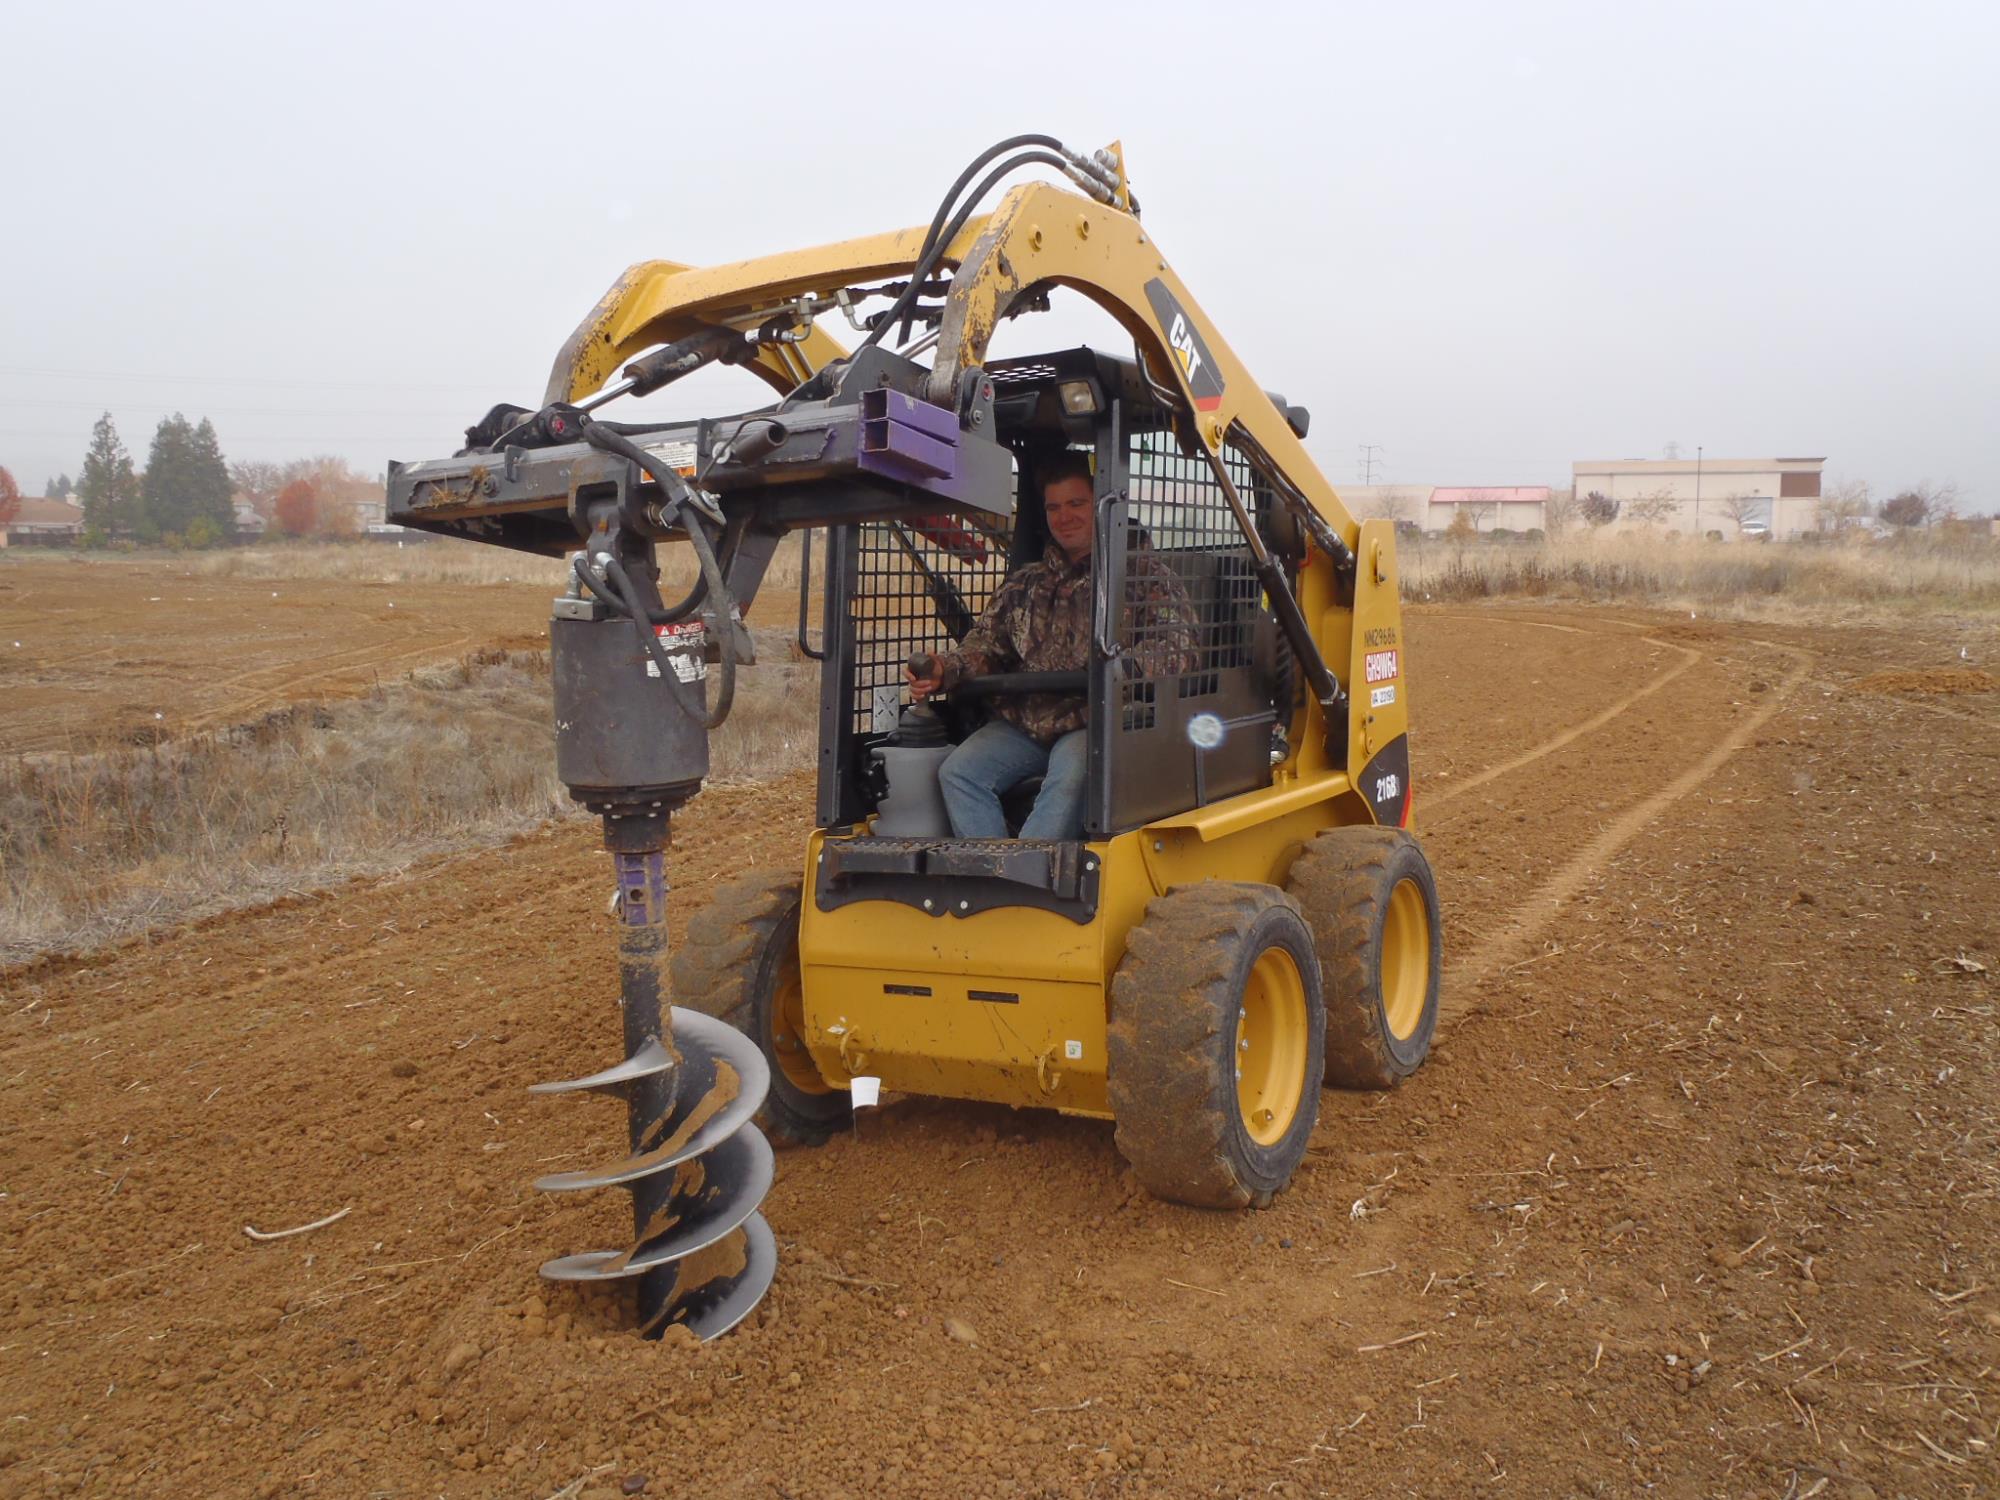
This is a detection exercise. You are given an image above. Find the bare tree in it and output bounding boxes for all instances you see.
[1815,478,1870,534]
[1721,493,1759,535]
[1542,487,1578,536]
[1918,479,1960,524]
[1624,487,1679,528]
[1457,493,1498,534]
[229,459,285,518]
[1359,487,1420,527]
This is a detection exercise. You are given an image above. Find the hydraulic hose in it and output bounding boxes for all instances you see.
[577,421,740,729]
[890,134,1063,342]
[871,150,1072,350]
[869,144,1076,350]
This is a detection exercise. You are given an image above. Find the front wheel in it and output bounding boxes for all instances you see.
[672,869,849,1146]
[1106,883,1325,1208]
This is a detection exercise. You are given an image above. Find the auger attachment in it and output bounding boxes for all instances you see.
[531,848,778,1340]
[529,548,776,1341]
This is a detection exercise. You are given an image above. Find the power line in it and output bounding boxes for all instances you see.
[1357,444,1384,485]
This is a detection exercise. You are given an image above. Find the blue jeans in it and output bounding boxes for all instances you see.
[937,720,1089,840]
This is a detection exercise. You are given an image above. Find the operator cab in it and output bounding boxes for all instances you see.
[816,347,1305,862]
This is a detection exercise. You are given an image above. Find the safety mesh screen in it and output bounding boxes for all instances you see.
[847,516,1012,735]
[1117,433,1260,727]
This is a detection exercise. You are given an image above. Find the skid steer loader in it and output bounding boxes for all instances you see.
[386,136,1441,1341]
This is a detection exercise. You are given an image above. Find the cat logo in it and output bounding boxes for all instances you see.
[1143,278,1226,412]
[1168,313,1203,384]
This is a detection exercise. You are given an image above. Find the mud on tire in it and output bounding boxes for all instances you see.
[1287,827,1441,1089]
[672,868,847,1147]
[1106,883,1325,1209]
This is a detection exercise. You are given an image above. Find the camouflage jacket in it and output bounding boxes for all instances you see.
[939,543,1199,744]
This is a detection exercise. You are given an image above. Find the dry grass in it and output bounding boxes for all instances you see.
[190,539,569,586]
[0,635,817,964]
[1400,531,2000,621]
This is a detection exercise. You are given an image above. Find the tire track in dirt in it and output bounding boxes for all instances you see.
[175,632,483,734]
[1423,636,1702,816]
[1446,644,1812,1010]
[184,604,424,695]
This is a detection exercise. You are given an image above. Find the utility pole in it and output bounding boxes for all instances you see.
[1358,445,1384,485]
[1695,446,1703,536]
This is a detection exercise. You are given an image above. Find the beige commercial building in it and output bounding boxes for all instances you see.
[1339,484,1551,533]
[1570,457,1825,538]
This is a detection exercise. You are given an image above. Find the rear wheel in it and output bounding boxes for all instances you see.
[1106,883,1325,1208]
[1287,827,1441,1089]
[672,869,847,1146]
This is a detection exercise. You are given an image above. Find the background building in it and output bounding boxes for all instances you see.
[0,497,85,547]
[1338,484,1552,532]
[1426,487,1550,532]
[1337,484,1432,526]
[1570,457,1825,537]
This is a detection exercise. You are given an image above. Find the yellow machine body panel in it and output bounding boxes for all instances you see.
[795,742,1385,1116]
[1343,519,1414,817]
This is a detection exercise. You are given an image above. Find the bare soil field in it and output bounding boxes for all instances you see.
[3,600,1998,1499]
[0,548,815,757]
[0,555,555,755]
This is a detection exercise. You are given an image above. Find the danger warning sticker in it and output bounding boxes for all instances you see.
[1364,649,1399,684]
[645,621,708,683]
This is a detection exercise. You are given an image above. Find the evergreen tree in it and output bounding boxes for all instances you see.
[140,414,198,540]
[186,418,235,543]
[77,413,140,536]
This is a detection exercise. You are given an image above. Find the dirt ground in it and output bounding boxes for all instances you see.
[0,557,554,755]
[2,600,1997,1499]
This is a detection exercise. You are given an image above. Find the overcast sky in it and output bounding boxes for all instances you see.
[4,1,1994,508]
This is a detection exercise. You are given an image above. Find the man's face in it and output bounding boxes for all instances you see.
[1044,475,1095,561]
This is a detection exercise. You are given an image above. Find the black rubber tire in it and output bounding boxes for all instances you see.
[672,868,848,1147]
[1106,883,1325,1209]
[1286,826,1442,1090]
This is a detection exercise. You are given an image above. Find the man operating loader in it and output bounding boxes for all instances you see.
[905,452,1199,839]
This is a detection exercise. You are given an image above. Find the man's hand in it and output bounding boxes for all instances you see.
[905,652,944,701]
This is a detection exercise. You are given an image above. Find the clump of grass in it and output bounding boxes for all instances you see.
[1,639,818,964]
[1400,531,2000,619]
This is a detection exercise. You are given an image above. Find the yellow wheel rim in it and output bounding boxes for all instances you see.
[1236,947,1309,1146]
[1382,878,1431,1042]
[770,959,830,1095]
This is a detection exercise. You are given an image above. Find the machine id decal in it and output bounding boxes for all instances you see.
[647,621,707,683]
[1360,733,1412,829]
[1364,648,1400,683]
[1370,684,1397,708]
[1143,278,1226,412]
